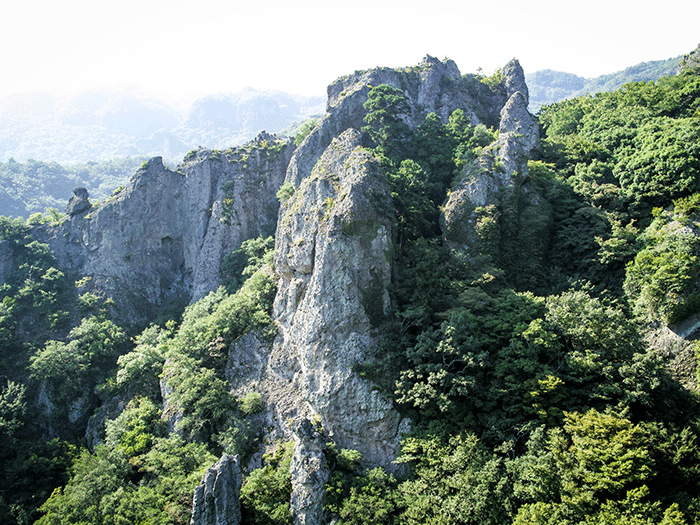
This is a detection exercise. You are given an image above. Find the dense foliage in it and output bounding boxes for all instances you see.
[330,68,700,524]
[0,157,148,218]
[2,60,700,525]
[0,229,279,524]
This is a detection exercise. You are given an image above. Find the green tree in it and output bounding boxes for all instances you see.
[624,196,700,324]
[29,317,128,406]
[362,85,411,160]
[221,235,275,292]
[0,380,26,447]
[241,442,294,525]
[397,432,513,525]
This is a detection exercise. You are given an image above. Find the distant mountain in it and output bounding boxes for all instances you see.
[0,88,325,164]
[526,54,685,111]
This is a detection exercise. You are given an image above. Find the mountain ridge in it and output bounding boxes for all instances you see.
[526,52,689,111]
[2,48,700,525]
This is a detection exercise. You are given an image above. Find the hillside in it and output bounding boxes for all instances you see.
[1,50,700,525]
[526,52,687,111]
[0,157,152,219]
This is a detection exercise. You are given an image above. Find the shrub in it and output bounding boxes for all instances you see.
[239,391,264,415]
[276,182,295,203]
[294,119,318,146]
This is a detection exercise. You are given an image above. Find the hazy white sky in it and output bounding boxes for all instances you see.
[2,0,698,103]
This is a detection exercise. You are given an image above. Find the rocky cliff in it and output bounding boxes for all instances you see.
[30,55,539,524]
[191,454,243,525]
[286,55,507,189]
[265,128,405,466]
[441,59,543,257]
[36,132,294,326]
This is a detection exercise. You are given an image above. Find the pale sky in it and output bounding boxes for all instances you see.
[2,0,698,103]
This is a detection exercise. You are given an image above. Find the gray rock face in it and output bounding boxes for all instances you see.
[65,187,91,216]
[442,61,541,253]
[263,129,406,468]
[159,357,184,434]
[286,55,503,188]
[502,58,529,106]
[38,136,293,325]
[225,332,272,394]
[290,419,330,525]
[191,454,242,525]
[495,91,540,179]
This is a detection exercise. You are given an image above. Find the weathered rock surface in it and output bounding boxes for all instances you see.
[65,186,92,216]
[225,331,273,394]
[262,128,406,468]
[37,135,294,325]
[442,60,542,253]
[191,454,242,525]
[502,58,530,105]
[286,55,506,188]
[290,419,330,525]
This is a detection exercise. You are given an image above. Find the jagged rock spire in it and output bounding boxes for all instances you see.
[502,58,530,106]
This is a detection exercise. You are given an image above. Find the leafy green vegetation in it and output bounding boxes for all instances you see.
[0,225,279,523]
[331,71,700,525]
[293,119,318,146]
[240,442,294,525]
[276,181,295,203]
[3,60,700,525]
[0,157,148,219]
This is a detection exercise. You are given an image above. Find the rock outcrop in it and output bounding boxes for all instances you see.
[290,419,330,525]
[191,454,243,525]
[286,55,506,189]
[442,59,542,253]
[197,56,540,519]
[37,135,294,325]
[502,58,530,105]
[65,187,91,216]
[262,128,406,467]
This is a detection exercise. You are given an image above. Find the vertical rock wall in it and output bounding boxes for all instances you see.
[441,59,542,253]
[263,129,406,469]
[37,135,293,325]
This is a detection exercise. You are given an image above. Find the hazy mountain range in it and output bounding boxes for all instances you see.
[0,53,690,167]
[0,51,692,220]
[0,88,325,164]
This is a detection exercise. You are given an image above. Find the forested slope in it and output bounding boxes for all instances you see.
[1,52,700,525]
[526,52,688,111]
[0,157,148,219]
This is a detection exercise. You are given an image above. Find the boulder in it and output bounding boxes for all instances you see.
[65,186,91,216]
